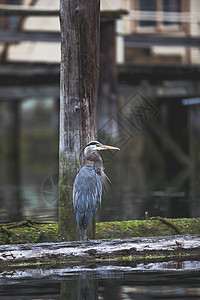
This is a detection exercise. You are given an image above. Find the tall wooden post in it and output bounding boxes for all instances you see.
[98,20,118,131]
[4,101,21,222]
[59,0,100,241]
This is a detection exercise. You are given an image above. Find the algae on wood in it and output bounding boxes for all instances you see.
[0,218,200,245]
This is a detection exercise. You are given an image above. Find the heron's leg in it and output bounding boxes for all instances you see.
[77,228,87,241]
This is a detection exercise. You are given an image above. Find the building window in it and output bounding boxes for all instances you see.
[163,0,180,26]
[0,0,21,29]
[139,0,156,27]
[138,0,181,29]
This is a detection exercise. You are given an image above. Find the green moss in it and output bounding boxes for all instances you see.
[0,218,200,245]
[0,221,59,245]
[96,218,200,239]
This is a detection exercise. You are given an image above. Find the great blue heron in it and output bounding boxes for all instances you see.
[73,141,120,231]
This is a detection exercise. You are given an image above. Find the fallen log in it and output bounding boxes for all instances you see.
[0,235,200,268]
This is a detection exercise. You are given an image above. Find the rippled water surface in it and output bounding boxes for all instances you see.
[1,261,200,299]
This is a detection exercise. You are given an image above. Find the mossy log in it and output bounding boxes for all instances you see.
[0,218,200,245]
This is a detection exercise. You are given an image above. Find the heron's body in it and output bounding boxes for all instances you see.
[73,141,119,231]
[73,166,102,230]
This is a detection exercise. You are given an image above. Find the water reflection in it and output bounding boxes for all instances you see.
[60,279,98,300]
[0,99,58,222]
[1,262,200,299]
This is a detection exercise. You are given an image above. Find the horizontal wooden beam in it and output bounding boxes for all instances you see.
[0,85,59,99]
[0,4,127,18]
[124,34,200,48]
[0,4,58,16]
[1,63,200,88]
[0,62,59,87]
[0,29,200,47]
[118,65,200,84]
[0,62,59,76]
[101,9,128,19]
[0,29,60,43]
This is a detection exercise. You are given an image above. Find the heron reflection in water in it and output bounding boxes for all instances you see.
[73,141,120,232]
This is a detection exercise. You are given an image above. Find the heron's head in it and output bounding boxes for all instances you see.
[84,141,120,155]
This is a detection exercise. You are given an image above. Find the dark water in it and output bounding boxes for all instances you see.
[1,261,200,299]
[0,76,199,224]
[0,88,200,223]
[0,85,200,300]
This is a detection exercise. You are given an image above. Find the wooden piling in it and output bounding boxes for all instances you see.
[59,0,100,241]
[3,101,21,222]
[98,20,118,130]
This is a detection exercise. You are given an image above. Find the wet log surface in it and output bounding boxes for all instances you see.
[0,235,200,268]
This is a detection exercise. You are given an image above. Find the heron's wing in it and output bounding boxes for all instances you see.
[73,166,102,216]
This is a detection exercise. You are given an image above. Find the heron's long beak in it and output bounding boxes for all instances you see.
[100,144,120,151]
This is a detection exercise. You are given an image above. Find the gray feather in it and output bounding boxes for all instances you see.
[73,166,102,230]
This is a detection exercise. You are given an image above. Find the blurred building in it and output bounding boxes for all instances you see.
[0,0,199,65]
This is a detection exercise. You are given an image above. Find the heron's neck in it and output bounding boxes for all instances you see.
[93,155,103,175]
[84,148,103,175]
